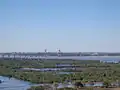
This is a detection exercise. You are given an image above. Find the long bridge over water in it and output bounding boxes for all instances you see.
[0,52,80,60]
[0,51,99,60]
[0,52,120,60]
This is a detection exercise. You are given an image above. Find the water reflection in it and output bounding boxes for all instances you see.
[0,76,32,90]
[21,67,75,72]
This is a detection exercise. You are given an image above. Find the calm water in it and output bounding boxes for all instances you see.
[1,56,120,61]
[0,76,74,90]
[0,76,32,90]
[21,67,75,72]
[41,56,120,61]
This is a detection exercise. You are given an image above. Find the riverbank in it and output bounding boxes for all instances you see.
[0,76,32,90]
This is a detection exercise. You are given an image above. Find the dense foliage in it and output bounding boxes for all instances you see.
[0,59,120,87]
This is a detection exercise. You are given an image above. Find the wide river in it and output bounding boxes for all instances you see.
[2,55,120,61]
[0,76,33,90]
[40,56,120,61]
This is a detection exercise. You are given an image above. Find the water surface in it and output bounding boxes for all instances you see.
[0,76,32,90]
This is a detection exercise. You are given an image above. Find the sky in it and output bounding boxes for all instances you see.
[0,0,120,52]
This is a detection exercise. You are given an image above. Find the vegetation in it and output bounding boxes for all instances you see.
[0,59,120,89]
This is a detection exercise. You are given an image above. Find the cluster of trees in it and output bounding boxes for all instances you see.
[0,59,120,89]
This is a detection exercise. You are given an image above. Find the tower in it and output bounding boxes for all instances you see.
[57,49,61,57]
[44,49,47,57]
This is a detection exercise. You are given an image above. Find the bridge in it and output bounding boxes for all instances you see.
[0,52,92,60]
[0,51,117,60]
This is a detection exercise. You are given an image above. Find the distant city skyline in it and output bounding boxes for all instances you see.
[0,0,120,52]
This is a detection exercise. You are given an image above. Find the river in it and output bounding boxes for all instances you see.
[41,56,120,60]
[0,76,33,90]
[1,56,120,61]
[0,76,72,90]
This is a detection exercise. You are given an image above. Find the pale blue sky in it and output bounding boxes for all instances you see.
[0,0,120,52]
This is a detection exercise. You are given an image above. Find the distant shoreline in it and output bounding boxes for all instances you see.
[1,52,120,57]
[1,56,120,61]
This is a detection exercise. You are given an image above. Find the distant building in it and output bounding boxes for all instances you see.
[111,81,120,87]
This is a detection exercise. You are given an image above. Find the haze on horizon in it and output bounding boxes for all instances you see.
[0,0,120,52]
